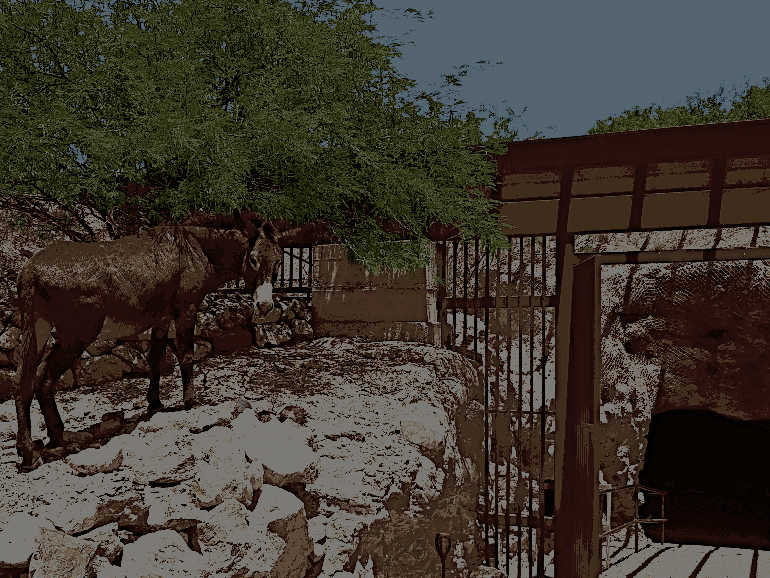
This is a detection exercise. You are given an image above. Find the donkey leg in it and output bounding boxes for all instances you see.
[173,309,197,410]
[37,319,102,447]
[147,325,169,413]
[14,317,49,469]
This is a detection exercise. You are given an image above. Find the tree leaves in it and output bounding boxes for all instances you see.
[589,79,770,135]
[1,0,516,271]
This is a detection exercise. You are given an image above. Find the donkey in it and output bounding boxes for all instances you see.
[14,211,288,470]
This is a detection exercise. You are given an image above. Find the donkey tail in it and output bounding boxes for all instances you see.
[14,312,39,395]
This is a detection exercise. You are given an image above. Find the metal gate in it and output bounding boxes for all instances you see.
[438,235,558,577]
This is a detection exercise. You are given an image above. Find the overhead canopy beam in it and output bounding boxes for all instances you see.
[494,119,770,236]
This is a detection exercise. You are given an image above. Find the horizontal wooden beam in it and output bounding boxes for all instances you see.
[588,246,770,264]
[499,186,770,235]
[498,119,770,173]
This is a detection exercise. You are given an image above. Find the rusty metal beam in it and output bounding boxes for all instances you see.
[442,295,557,309]
[555,256,601,578]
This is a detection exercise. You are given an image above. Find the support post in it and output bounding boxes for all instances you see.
[555,256,601,577]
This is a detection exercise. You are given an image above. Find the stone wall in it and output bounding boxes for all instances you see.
[312,243,442,345]
[0,288,313,402]
[588,227,770,543]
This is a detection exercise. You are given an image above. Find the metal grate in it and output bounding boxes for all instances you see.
[439,235,557,577]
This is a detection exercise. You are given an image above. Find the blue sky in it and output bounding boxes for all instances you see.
[371,1,770,138]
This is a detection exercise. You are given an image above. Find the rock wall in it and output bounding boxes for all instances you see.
[0,287,314,402]
[591,227,770,536]
[0,337,488,578]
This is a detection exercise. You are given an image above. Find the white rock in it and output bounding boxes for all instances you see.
[399,400,447,454]
[88,555,124,578]
[307,515,328,543]
[0,513,55,570]
[189,426,255,509]
[124,428,195,485]
[29,527,97,578]
[120,529,205,578]
[79,522,122,563]
[249,485,312,578]
[235,417,317,486]
[144,485,208,530]
[321,538,355,576]
[198,499,250,574]
[65,445,123,476]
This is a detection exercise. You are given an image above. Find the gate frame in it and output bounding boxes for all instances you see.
[556,244,770,578]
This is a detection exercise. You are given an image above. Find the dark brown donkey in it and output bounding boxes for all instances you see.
[14,211,288,470]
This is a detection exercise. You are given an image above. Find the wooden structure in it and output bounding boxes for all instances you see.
[441,118,770,577]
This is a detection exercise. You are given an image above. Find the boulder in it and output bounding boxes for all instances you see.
[120,529,205,578]
[188,425,259,509]
[111,343,149,373]
[0,325,20,350]
[249,485,313,578]
[65,445,123,476]
[290,318,314,339]
[234,415,317,487]
[0,513,55,571]
[144,484,208,531]
[79,522,122,563]
[28,527,97,578]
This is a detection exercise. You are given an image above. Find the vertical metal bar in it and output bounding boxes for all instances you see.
[634,487,639,553]
[289,247,295,288]
[517,236,524,578]
[486,247,497,568]
[527,237,535,578]
[298,247,304,289]
[308,245,314,297]
[453,241,458,351]
[494,246,502,569]
[464,242,469,354]
[538,235,547,578]
[506,237,513,577]
[476,238,486,565]
[440,241,447,348]
[280,248,286,287]
[661,495,665,544]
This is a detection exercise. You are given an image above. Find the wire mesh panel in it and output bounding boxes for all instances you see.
[440,236,558,577]
[276,246,313,296]
[219,246,313,295]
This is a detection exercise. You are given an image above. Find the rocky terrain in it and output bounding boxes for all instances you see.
[0,337,489,577]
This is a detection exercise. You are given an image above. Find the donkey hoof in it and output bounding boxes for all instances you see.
[184,399,199,411]
[147,401,163,415]
[17,456,43,473]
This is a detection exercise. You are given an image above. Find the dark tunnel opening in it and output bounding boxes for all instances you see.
[638,409,770,550]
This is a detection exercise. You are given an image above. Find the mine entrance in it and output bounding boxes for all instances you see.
[640,409,770,550]
[435,118,770,577]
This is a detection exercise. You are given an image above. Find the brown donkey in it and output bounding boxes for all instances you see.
[14,211,288,470]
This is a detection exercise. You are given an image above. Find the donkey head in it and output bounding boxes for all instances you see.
[237,213,282,315]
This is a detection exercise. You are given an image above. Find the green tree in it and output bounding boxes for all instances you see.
[589,79,770,134]
[0,0,517,272]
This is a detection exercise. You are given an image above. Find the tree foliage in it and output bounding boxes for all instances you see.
[0,0,517,272]
[589,79,770,134]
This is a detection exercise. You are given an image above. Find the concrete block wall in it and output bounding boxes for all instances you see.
[311,243,442,345]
